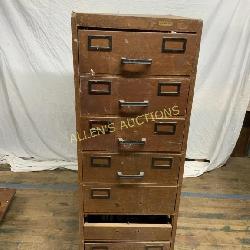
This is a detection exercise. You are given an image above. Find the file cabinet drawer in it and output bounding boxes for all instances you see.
[79,117,185,152]
[80,75,190,117]
[80,152,182,185]
[78,30,197,76]
[84,223,172,241]
[82,185,177,214]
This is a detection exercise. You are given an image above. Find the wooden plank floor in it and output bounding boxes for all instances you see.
[0,157,249,250]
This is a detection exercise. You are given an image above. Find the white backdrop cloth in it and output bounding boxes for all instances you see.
[0,0,249,176]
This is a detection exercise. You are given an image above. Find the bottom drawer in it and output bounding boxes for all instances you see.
[85,242,171,250]
[84,222,172,241]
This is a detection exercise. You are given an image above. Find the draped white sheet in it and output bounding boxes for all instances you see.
[0,0,249,176]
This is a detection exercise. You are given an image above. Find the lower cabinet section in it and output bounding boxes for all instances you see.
[84,241,171,250]
[82,184,177,214]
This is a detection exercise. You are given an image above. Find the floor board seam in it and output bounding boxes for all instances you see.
[0,183,249,200]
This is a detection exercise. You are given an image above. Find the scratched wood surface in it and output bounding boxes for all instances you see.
[0,189,16,222]
[0,157,249,250]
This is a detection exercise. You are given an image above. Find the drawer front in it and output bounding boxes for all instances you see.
[85,242,170,250]
[82,185,177,214]
[78,30,197,76]
[80,76,190,117]
[80,152,182,185]
[79,117,185,152]
[84,223,172,241]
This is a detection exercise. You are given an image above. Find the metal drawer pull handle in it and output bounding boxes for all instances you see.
[119,100,149,107]
[117,171,144,179]
[118,138,146,145]
[121,57,152,65]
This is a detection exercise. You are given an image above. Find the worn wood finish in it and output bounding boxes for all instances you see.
[0,187,79,250]
[80,152,182,185]
[72,12,202,249]
[170,19,203,249]
[71,12,85,247]
[84,223,172,241]
[85,242,171,250]
[79,117,186,152]
[82,184,177,214]
[74,13,202,34]
[78,30,198,76]
[0,188,15,222]
[80,75,190,117]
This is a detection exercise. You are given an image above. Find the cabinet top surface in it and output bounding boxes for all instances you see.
[72,12,203,33]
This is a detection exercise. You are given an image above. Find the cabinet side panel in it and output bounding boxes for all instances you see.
[71,12,83,249]
[170,21,203,250]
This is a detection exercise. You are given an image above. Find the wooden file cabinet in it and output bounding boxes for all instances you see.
[71,12,202,250]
